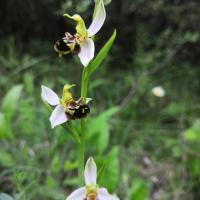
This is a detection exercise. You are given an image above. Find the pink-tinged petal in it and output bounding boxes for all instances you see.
[41,85,59,106]
[87,0,106,37]
[78,38,95,67]
[84,157,97,186]
[98,188,120,200]
[66,187,86,200]
[50,105,68,128]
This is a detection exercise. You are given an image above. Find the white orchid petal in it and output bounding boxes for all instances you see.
[98,188,119,200]
[88,0,106,37]
[86,97,92,104]
[84,157,97,185]
[41,85,59,106]
[78,38,94,67]
[66,187,86,200]
[50,105,68,128]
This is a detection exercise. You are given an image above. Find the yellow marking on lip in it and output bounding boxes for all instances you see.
[86,185,98,200]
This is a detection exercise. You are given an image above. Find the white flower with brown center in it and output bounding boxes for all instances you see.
[41,85,90,128]
[55,0,106,67]
[66,157,120,200]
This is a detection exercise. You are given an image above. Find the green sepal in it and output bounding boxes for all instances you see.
[63,14,88,38]
[61,84,76,105]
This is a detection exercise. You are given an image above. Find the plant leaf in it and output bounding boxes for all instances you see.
[86,107,119,154]
[88,30,116,76]
[0,149,14,167]
[128,179,150,200]
[98,147,119,192]
[0,112,12,139]
[97,160,107,181]
[2,84,23,121]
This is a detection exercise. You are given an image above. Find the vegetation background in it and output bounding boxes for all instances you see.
[0,0,200,199]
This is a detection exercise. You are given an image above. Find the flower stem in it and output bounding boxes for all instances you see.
[67,121,81,143]
[78,67,89,186]
[78,119,85,185]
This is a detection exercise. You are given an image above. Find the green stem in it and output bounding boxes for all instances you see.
[67,121,81,143]
[78,119,85,185]
[81,68,89,101]
[78,67,89,186]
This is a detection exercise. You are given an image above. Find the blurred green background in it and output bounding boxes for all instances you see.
[0,0,200,199]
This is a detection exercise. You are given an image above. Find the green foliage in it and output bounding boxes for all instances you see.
[86,107,119,154]
[0,150,14,167]
[98,147,120,192]
[88,30,116,76]
[128,179,150,200]
[1,0,200,199]
[2,85,23,121]
[183,120,200,178]
[0,113,10,138]
[0,85,23,139]
[184,120,200,141]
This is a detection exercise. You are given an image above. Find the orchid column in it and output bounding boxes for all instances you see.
[41,0,118,199]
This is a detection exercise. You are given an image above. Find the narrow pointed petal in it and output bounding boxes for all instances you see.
[50,105,68,128]
[86,97,92,104]
[66,187,86,200]
[78,38,94,67]
[41,85,59,106]
[84,157,97,185]
[87,0,106,37]
[98,188,119,200]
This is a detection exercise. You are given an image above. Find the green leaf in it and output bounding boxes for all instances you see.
[63,160,78,171]
[51,154,61,174]
[63,177,79,187]
[184,119,200,141]
[98,147,119,192]
[97,161,107,181]
[0,112,11,139]
[184,129,198,141]
[86,107,119,154]
[2,84,23,121]
[0,193,14,200]
[37,187,66,200]
[88,30,116,76]
[191,119,200,135]
[23,73,34,95]
[128,179,150,200]
[0,149,14,167]
[163,102,184,115]
[45,176,58,188]
[184,31,199,43]
[172,146,182,158]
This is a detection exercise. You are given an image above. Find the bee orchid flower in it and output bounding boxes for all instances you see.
[41,85,91,128]
[55,0,106,67]
[66,157,119,200]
